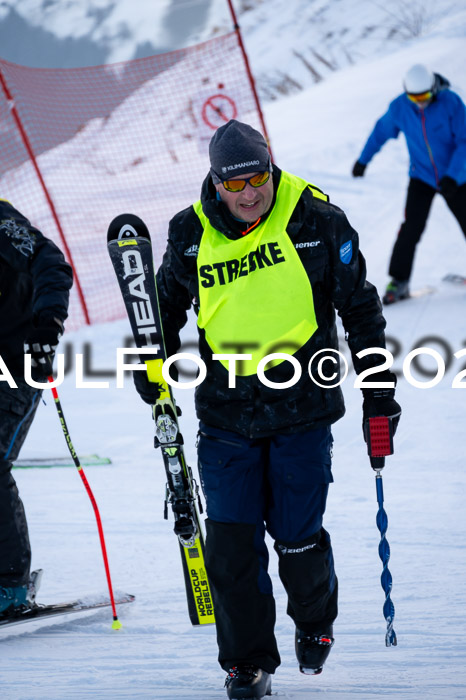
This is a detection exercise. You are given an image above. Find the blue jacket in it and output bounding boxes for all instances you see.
[358,81,466,188]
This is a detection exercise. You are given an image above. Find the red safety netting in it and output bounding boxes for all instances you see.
[0,32,267,330]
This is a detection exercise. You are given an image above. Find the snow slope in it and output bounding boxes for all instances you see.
[2,17,466,700]
[3,0,466,101]
[209,0,466,101]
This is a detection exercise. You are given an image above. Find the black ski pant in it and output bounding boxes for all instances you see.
[198,422,338,675]
[0,379,41,587]
[389,178,466,282]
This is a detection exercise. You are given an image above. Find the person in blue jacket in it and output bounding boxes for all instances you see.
[352,64,466,303]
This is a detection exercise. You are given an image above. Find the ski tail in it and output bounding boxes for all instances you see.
[107,213,215,626]
[0,593,135,630]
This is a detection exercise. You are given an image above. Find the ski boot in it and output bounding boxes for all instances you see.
[295,626,334,675]
[0,570,43,618]
[0,585,30,617]
[225,665,272,699]
[382,279,410,305]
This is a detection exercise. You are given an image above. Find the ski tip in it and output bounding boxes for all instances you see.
[442,273,466,285]
[107,213,150,243]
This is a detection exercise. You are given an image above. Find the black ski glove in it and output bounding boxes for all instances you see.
[352,160,367,177]
[24,315,64,376]
[133,370,160,405]
[439,176,458,199]
[133,363,179,405]
[362,371,401,439]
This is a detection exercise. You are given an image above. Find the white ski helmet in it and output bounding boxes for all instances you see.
[403,64,434,94]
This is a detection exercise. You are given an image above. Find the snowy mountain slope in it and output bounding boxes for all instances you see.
[213,0,466,101]
[2,0,466,102]
[1,8,466,700]
[0,0,213,65]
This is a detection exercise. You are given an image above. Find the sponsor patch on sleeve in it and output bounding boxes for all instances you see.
[184,244,199,257]
[0,218,35,257]
[339,240,352,264]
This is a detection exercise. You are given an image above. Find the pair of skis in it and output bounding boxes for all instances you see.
[0,570,134,630]
[107,214,215,627]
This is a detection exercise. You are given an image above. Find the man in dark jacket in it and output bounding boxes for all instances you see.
[135,120,400,699]
[0,199,72,616]
[352,64,466,304]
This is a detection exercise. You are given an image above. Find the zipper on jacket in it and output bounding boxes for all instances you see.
[420,109,439,187]
[248,384,262,439]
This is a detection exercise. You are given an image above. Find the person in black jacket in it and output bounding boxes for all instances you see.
[0,199,72,617]
[134,120,401,700]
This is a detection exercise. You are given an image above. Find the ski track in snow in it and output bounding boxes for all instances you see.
[2,11,466,700]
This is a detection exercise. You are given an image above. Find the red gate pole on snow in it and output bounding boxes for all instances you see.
[225,0,274,161]
[0,67,91,325]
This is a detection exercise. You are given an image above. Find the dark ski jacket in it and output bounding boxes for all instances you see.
[358,74,466,188]
[0,200,73,377]
[156,166,387,438]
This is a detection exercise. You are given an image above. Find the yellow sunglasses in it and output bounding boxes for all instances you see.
[222,171,270,192]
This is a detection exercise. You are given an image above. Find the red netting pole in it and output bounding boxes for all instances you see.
[0,68,91,325]
[225,0,274,160]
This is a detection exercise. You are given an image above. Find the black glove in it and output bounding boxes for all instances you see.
[362,371,401,439]
[133,369,161,405]
[352,160,367,177]
[439,175,458,199]
[24,315,64,376]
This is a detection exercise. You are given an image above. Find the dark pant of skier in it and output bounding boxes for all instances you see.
[389,178,466,282]
[0,380,42,587]
[198,422,338,674]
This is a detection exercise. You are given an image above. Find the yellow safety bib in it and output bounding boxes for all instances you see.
[194,171,320,376]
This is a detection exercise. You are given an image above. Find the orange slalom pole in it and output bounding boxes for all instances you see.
[48,377,121,629]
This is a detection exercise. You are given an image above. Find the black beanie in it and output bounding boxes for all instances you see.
[209,119,271,183]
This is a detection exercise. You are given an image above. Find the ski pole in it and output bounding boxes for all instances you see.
[47,376,122,630]
[364,416,397,647]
